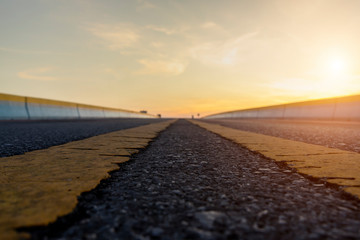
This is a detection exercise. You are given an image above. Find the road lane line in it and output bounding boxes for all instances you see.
[190,120,360,199]
[0,120,175,240]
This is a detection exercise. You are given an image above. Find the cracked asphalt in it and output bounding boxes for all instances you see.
[25,120,360,240]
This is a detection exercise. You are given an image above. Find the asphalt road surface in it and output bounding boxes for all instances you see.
[25,120,360,240]
[204,119,360,153]
[0,118,166,158]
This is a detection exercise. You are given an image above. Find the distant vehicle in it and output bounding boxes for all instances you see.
[157,114,161,118]
[140,110,147,114]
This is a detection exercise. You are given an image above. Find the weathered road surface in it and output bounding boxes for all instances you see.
[204,119,360,153]
[25,120,360,240]
[0,118,166,157]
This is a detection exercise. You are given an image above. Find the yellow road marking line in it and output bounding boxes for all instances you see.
[190,120,360,199]
[0,120,175,240]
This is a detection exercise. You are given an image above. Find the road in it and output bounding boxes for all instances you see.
[203,119,360,153]
[19,120,360,240]
[0,118,166,157]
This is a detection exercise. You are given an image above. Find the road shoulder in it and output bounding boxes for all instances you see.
[190,120,360,199]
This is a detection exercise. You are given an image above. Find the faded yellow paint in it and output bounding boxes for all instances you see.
[0,93,25,103]
[26,97,78,108]
[190,120,360,198]
[76,103,136,114]
[0,120,175,240]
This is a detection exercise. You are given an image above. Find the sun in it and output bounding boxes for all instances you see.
[327,57,347,77]
[317,54,353,96]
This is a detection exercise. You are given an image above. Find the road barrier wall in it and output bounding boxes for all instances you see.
[205,94,360,121]
[0,93,156,120]
[0,94,29,120]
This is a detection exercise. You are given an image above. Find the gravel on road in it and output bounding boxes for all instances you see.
[205,119,360,153]
[0,118,165,157]
[25,120,360,240]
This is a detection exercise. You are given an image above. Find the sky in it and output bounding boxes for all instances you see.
[1,0,360,118]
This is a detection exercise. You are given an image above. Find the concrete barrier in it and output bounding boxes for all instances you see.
[333,95,360,119]
[0,94,29,120]
[26,97,80,119]
[0,93,156,120]
[204,94,360,121]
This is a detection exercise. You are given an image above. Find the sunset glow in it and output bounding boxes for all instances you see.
[1,1,360,117]
[328,58,346,76]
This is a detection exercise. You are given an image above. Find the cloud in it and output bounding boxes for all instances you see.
[151,42,164,48]
[0,47,69,55]
[190,32,258,65]
[201,22,219,29]
[146,25,175,35]
[137,59,187,75]
[267,76,360,98]
[103,68,122,79]
[137,0,156,10]
[86,24,139,50]
[269,78,316,92]
[18,67,57,81]
[146,24,189,36]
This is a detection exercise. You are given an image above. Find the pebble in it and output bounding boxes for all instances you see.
[150,227,164,237]
[194,211,227,229]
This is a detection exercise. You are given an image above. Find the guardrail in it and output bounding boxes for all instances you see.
[204,94,360,121]
[0,93,156,120]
